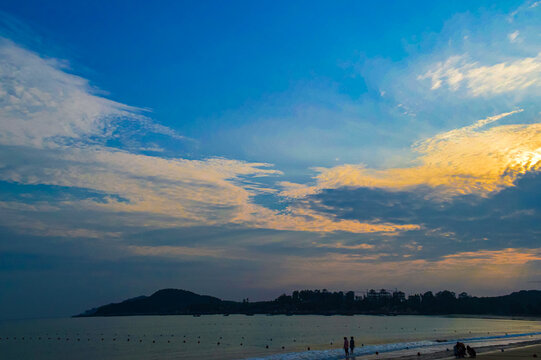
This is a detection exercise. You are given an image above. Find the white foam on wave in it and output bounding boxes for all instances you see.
[244,332,541,360]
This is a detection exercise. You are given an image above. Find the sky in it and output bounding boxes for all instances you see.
[0,0,540,319]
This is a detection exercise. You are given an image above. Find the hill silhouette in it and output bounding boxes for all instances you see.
[75,289,541,317]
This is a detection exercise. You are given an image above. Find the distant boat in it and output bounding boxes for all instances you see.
[223,314,230,316]
[193,314,201,317]
[245,313,254,316]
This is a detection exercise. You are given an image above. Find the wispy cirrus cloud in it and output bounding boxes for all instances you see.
[0,37,188,148]
[417,53,541,96]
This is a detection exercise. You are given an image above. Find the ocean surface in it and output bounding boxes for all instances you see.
[1,315,541,360]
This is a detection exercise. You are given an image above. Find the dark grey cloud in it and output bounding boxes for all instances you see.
[306,172,541,258]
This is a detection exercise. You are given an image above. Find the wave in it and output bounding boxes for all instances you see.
[244,331,541,360]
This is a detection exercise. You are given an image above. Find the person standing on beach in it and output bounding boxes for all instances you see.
[350,336,355,355]
[344,337,349,357]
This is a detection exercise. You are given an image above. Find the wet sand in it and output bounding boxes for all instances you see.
[341,339,541,360]
[474,343,541,359]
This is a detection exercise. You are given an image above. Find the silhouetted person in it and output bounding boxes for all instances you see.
[344,337,349,357]
[467,345,476,358]
[454,342,467,358]
[457,342,466,358]
[350,336,355,355]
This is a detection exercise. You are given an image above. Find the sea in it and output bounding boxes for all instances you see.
[1,315,541,360]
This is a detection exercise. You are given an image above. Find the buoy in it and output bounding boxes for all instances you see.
[240,343,243,346]
[183,340,186,343]
[417,352,421,356]
[152,340,155,343]
[282,346,285,349]
[217,342,220,345]
[266,345,269,349]
[376,351,379,355]
[501,349,505,352]
[127,339,130,342]
[101,338,104,341]
[167,340,170,343]
[139,340,142,343]
[197,340,200,344]
[308,347,311,350]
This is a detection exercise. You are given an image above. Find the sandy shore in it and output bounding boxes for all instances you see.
[476,343,541,359]
[340,339,541,360]
[395,340,541,360]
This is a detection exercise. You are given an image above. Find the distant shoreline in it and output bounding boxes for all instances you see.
[74,313,541,322]
[75,289,541,319]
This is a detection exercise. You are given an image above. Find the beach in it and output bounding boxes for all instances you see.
[338,338,541,360]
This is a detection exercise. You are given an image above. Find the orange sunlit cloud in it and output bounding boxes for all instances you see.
[257,248,541,294]
[281,110,541,200]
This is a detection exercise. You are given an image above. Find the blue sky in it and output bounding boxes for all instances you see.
[0,0,540,319]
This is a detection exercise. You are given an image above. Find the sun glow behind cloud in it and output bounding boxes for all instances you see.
[281,109,541,200]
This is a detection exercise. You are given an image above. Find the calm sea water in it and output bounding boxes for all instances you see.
[1,315,541,360]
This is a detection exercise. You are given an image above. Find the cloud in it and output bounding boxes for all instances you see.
[0,38,417,235]
[237,203,420,234]
[281,110,541,200]
[508,30,520,43]
[0,37,189,149]
[261,247,541,295]
[0,38,134,147]
[127,245,230,259]
[418,53,541,96]
[314,242,375,250]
